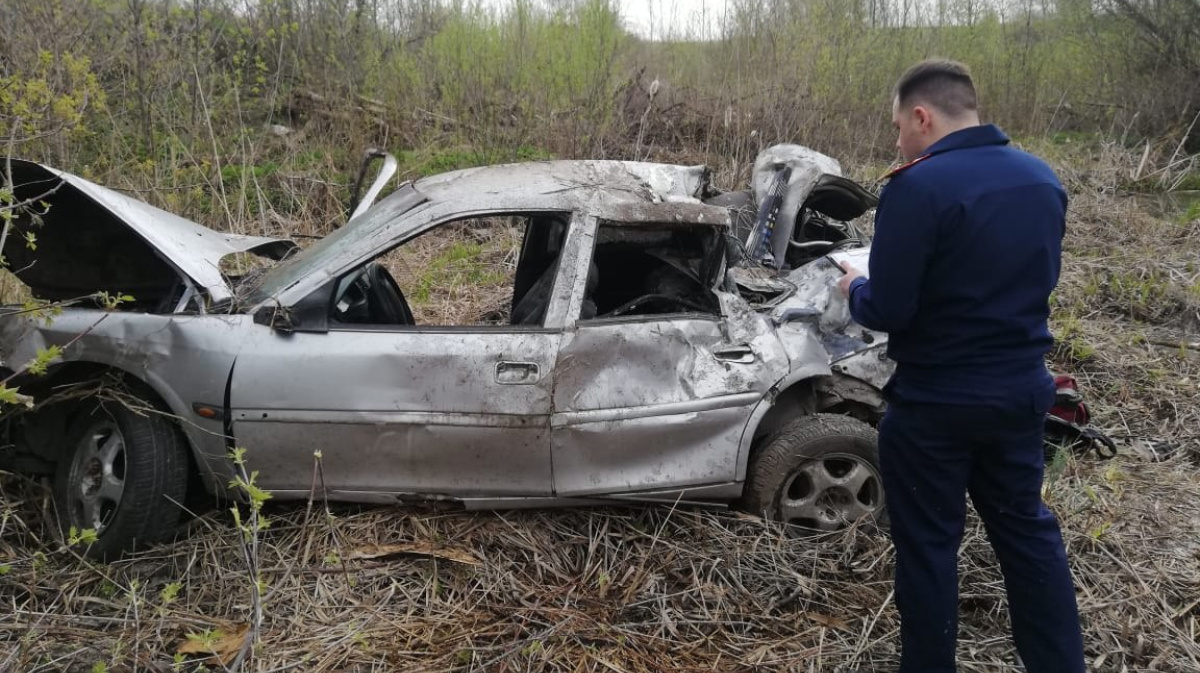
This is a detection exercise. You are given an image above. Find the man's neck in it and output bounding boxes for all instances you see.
[925,115,982,152]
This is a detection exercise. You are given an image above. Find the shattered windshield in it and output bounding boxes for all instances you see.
[241,184,427,305]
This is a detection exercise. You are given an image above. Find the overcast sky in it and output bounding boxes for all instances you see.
[616,0,728,40]
[476,0,730,40]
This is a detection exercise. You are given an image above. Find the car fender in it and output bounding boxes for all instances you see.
[732,343,891,483]
[1,311,244,497]
[732,360,829,483]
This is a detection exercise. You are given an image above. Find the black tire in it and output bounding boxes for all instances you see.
[53,399,189,560]
[743,413,885,533]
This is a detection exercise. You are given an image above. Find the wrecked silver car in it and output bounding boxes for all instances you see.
[0,146,892,558]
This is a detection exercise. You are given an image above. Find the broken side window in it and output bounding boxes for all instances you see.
[581,222,724,320]
[330,212,569,328]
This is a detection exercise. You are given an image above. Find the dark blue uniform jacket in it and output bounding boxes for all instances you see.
[847,124,1065,410]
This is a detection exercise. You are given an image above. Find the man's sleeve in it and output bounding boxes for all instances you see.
[847,180,939,333]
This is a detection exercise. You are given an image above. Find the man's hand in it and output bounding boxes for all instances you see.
[837,262,865,297]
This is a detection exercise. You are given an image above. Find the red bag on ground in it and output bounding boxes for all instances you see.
[1049,374,1089,426]
[1044,373,1116,460]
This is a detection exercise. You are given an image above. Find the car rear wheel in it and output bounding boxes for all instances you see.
[53,399,189,559]
[743,413,885,533]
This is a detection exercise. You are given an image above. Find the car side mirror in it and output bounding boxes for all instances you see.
[253,304,298,333]
[252,279,335,334]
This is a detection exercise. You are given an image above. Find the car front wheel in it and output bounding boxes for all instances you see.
[53,399,189,559]
[743,413,885,533]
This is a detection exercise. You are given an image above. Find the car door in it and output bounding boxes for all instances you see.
[550,216,788,497]
[229,211,580,499]
[228,328,560,498]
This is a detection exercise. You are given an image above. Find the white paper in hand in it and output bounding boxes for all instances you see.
[827,247,872,278]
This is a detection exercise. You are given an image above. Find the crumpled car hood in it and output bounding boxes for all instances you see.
[2,159,295,305]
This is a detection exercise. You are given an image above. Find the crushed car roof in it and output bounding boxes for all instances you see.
[410,160,730,222]
[241,161,737,307]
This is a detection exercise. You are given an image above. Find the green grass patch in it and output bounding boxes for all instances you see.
[1102,268,1174,320]
[1173,173,1200,192]
[219,161,280,183]
[1183,200,1200,223]
[408,241,508,306]
[1051,313,1098,365]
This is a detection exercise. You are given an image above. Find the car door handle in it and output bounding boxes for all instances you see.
[495,361,540,384]
[710,344,756,364]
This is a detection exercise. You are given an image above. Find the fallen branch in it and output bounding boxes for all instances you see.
[1147,338,1200,351]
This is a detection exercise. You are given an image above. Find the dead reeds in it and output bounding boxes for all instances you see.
[1,441,1198,672]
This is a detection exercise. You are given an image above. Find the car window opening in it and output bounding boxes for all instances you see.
[330,212,570,328]
[584,222,723,320]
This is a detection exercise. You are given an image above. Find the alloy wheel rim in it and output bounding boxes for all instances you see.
[66,420,127,535]
[776,452,882,532]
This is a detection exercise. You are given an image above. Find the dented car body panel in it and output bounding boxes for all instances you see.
[230,327,562,497]
[1,151,893,509]
[0,309,243,492]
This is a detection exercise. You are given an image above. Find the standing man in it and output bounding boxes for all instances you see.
[837,60,1085,673]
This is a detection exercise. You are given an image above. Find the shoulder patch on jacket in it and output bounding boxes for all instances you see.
[882,153,932,180]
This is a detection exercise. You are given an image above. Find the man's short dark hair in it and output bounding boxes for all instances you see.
[895,59,978,117]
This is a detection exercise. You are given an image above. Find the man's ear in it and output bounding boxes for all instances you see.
[913,105,933,132]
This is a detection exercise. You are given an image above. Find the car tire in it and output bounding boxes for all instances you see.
[53,399,189,560]
[743,413,885,533]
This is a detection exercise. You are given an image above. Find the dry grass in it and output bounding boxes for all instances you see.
[1,450,1198,673]
[2,150,1200,672]
[1047,150,1200,451]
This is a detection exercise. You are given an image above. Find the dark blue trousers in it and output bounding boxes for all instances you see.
[879,400,1085,673]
